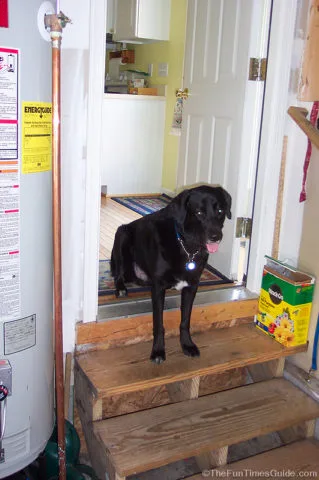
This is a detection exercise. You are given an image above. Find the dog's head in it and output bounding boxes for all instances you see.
[172,185,232,253]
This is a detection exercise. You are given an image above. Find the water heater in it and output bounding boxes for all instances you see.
[0,0,54,476]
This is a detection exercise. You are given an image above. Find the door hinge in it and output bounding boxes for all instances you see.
[236,217,252,239]
[248,58,267,81]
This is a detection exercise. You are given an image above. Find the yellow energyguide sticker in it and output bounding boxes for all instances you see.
[22,102,52,174]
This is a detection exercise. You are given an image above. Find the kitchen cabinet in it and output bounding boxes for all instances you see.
[113,0,171,43]
[101,95,166,194]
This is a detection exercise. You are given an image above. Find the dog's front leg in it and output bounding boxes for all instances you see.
[180,285,200,357]
[150,284,166,364]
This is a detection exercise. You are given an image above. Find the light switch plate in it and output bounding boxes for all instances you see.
[158,63,168,77]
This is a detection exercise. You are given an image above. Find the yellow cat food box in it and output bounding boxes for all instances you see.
[255,257,315,347]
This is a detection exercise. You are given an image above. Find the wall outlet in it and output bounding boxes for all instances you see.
[158,62,168,77]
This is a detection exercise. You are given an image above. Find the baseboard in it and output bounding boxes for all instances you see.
[161,187,176,197]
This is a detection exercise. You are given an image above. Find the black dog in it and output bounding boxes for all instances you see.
[111,185,231,363]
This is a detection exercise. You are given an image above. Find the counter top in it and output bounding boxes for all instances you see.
[104,93,166,100]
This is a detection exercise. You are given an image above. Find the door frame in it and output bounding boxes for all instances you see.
[82,0,106,322]
[246,0,297,291]
[82,0,297,322]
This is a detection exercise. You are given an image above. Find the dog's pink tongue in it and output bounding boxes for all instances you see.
[206,242,219,253]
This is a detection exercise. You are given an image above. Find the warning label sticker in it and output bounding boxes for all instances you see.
[0,46,20,320]
[0,47,18,160]
[4,314,36,354]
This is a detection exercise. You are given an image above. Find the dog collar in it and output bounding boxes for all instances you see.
[174,222,199,271]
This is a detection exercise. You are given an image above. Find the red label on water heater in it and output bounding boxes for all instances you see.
[0,0,9,28]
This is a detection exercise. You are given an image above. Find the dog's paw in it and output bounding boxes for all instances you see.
[150,349,166,364]
[181,343,200,358]
[115,288,128,298]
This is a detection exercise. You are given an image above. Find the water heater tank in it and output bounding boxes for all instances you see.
[0,0,54,476]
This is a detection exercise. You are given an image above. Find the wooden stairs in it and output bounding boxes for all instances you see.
[74,296,319,479]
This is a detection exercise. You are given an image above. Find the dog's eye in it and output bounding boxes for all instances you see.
[218,208,224,215]
[196,210,203,216]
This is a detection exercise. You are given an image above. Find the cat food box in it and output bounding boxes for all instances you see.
[255,256,315,346]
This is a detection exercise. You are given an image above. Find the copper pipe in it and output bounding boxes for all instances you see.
[49,15,66,480]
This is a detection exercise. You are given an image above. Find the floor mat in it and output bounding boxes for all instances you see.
[99,259,232,296]
[111,194,172,216]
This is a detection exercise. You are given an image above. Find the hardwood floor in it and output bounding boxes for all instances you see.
[99,196,141,260]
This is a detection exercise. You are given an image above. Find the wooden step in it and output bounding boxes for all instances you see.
[188,439,319,478]
[75,323,306,399]
[76,295,258,350]
[93,378,319,477]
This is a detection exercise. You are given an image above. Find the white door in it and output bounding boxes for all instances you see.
[177,0,272,280]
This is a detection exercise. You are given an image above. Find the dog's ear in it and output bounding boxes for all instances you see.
[221,188,232,219]
[171,188,191,223]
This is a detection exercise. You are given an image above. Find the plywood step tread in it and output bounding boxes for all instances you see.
[79,295,258,349]
[93,378,319,476]
[75,323,306,398]
[188,439,319,478]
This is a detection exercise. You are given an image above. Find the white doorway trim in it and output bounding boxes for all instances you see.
[82,0,297,323]
[82,0,106,322]
[246,0,297,292]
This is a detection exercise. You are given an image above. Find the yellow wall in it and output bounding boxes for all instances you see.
[128,0,187,192]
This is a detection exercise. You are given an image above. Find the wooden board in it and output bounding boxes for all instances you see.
[73,403,88,455]
[101,384,170,419]
[298,0,319,100]
[76,368,248,420]
[75,324,306,398]
[198,367,247,396]
[74,362,107,480]
[76,298,258,347]
[247,357,285,382]
[189,439,319,479]
[288,106,319,149]
[272,135,287,259]
[93,378,319,476]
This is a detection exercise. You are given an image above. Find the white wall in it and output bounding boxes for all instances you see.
[60,0,91,352]
[273,0,319,377]
[282,0,319,378]
[278,0,310,265]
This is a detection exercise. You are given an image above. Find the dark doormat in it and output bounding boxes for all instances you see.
[111,194,172,216]
[99,259,232,297]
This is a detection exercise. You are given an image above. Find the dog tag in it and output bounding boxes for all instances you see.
[186,261,196,271]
